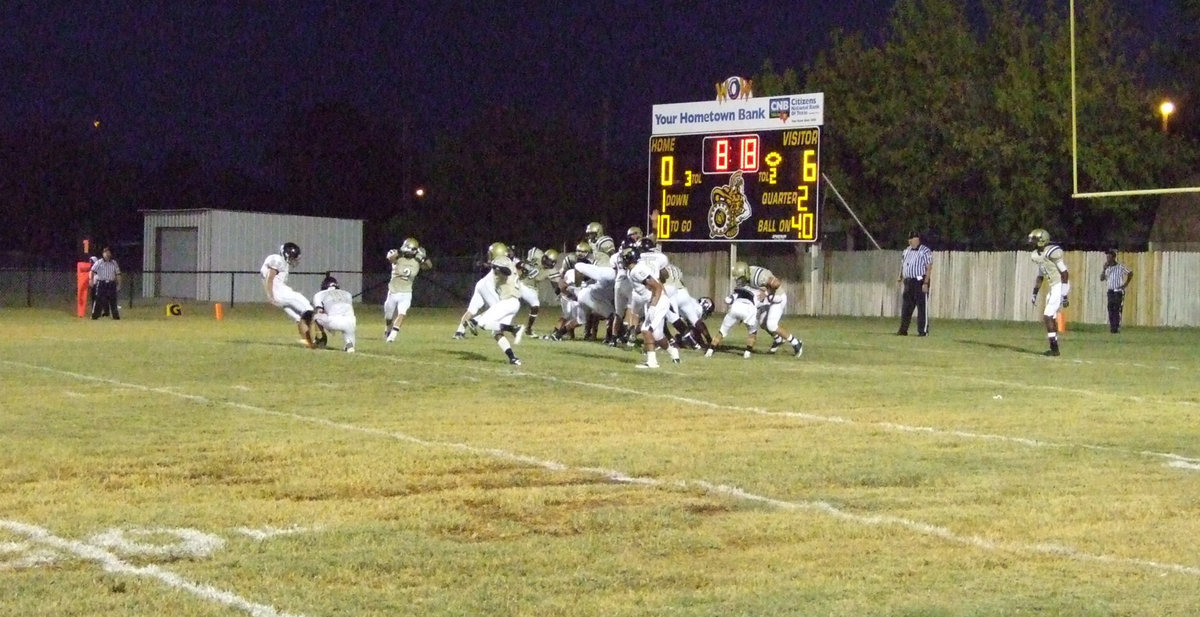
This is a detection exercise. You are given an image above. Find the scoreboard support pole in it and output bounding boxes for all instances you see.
[729,245,738,294]
[808,243,820,317]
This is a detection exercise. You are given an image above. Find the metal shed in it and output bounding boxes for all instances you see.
[141,209,363,304]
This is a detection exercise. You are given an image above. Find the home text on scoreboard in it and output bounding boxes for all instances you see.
[647,93,824,243]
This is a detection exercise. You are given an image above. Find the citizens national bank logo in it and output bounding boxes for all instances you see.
[769,97,790,122]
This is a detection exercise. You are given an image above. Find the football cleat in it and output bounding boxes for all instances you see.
[635,362,659,369]
[314,334,328,349]
[794,341,804,357]
[769,337,783,354]
[466,319,479,336]
[672,358,681,364]
[743,350,752,359]
[452,332,466,340]
[509,357,522,366]
[344,343,355,353]
[385,329,397,343]
[704,348,714,358]
[1044,348,1060,357]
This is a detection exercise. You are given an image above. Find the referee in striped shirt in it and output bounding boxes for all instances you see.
[1100,249,1132,333]
[897,231,932,336]
[89,247,121,320]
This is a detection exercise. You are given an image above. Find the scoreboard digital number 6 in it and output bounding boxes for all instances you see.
[648,128,821,243]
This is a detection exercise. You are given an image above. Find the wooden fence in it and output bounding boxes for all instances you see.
[666,250,1200,327]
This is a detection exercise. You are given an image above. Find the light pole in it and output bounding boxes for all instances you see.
[1159,100,1176,133]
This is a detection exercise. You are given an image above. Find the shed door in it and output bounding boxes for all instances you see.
[156,227,198,298]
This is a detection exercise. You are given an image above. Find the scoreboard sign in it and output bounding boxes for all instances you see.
[648,93,824,243]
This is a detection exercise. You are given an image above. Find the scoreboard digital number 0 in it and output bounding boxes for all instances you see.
[648,93,824,243]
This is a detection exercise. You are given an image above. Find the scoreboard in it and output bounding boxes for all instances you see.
[648,93,824,243]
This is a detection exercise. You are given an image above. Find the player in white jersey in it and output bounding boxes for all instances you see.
[622,247,680,369]
[732,261,803,357]
[467,254,526,365]
[572,249,618,340]
[610,227,645,345]
[1027,228,1069,356]
[704,286,761,359]
[452,242,507,339]
[662,263,711,349]
[312,275,357,353]
[384,237,432,342]
[261,242,319,348]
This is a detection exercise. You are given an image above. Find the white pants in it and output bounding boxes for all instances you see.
[315,313,357,347]
[475,297,520,332]
[1043,282,1064,318]
[383,291,413,319]
[667,285,702,324]
[518,281,540,308]
[271,285,313,322]
[640,295,671,340]
[761,291,788,332]
[466,272,500,314]
[720,300,759,337]
[577,282,615,317]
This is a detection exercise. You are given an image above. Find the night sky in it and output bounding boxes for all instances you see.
[0,1,1178,173]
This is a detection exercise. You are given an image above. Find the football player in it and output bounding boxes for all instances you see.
[466,252,526,365]
[583,225,615,340]
[313,275,357,353]
[544,248,584,341]
[662,263,712,349]
[452,242,508,339]
[704,286,761,359]
[384,238,432,342]
[732,261,803,357]
[514,247,546,336]
[584,222,616,262]
[624,246,680,369]
[261,242,319,348]
[1028,228,1069,356]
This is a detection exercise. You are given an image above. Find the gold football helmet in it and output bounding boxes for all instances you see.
[540,248,559,269]
[585,222,603,241]
[488,242,510,260]
[1027,228,1050,248]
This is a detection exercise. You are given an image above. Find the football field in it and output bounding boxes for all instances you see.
[3,304,1199,616]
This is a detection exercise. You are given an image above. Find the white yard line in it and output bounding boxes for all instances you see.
[6,359,1200,579]
[0,520,308,617]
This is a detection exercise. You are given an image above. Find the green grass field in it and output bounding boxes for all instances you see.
[3,303,1200,617]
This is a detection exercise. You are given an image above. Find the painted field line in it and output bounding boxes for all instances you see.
[782,362,1200,409]
[0,520,308,617]
[9,360,1200,579]
[357,354,1200,468]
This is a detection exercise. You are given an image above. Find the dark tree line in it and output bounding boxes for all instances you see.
[5,0,1198,268]
[772,0,1200,249]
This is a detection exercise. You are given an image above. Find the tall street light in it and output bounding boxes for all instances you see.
[1159,100,1176,133]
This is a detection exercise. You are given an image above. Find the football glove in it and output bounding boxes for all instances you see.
[1062,295,1069,308]
[1030,292,1038,306]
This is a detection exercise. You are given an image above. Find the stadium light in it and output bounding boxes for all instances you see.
[1160,100,1175,133]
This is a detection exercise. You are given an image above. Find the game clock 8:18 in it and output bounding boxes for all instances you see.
[648,127,820,243]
